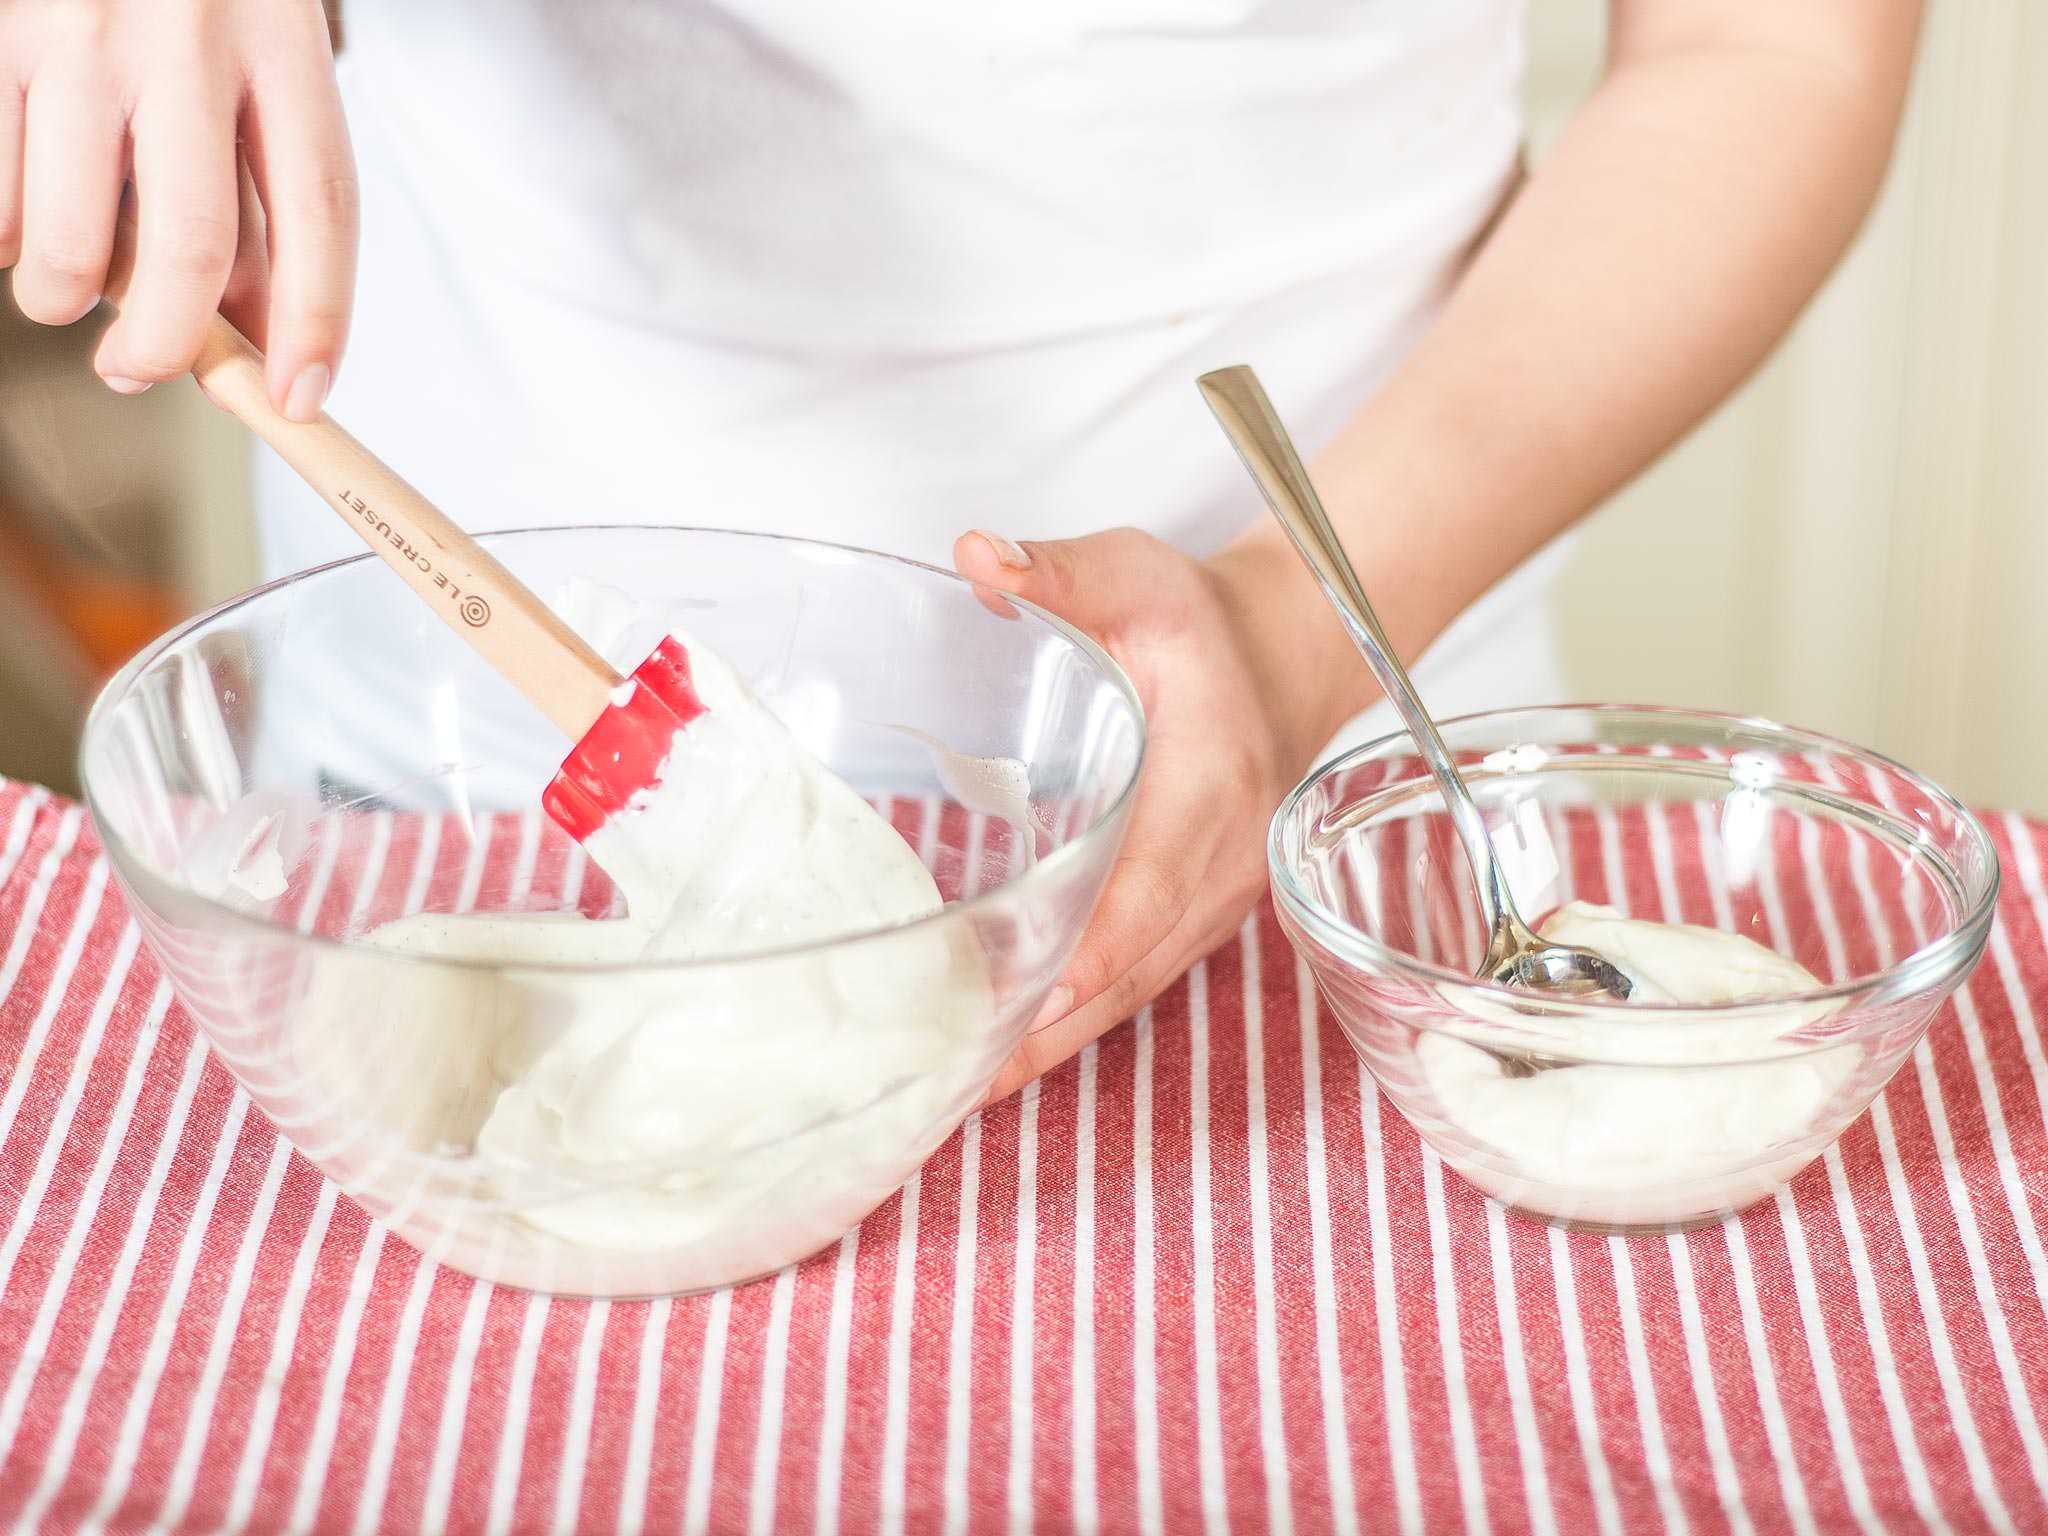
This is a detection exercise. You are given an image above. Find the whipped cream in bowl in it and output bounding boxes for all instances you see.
[82,529,1146,1297]
[1270,706,1999,1234]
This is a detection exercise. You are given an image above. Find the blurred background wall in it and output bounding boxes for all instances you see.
[0,0,2042,810]
[1531,0,2047,814]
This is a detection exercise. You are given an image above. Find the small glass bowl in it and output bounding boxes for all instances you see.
[81,526,1145,1296]
[1269,706,1998,1234]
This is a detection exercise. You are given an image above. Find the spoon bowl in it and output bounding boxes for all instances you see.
[1483,916,1636,996]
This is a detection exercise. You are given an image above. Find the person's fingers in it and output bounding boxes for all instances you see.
[0,82,23,270]
[1061,838,1195,1020]
[983,752,1275,1103]
[219,161,272,348]
[951,532,1025,620]
[983,900,1238,1105]
[1004,763,1214,1069]
[92,67,240,389]
[956,526,1163,632]
[243,14,356,420]
[11,57,122,327]
[956,530,1034,581]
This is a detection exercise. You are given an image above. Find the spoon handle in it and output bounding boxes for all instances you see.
[1196,364,1516,937]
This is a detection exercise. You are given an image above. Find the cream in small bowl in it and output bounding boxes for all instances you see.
[1269,706,1998,1234]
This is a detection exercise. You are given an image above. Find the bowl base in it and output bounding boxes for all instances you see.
[1496,1197,1760,1239]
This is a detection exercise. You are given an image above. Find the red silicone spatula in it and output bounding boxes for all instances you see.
[101,223,705,846]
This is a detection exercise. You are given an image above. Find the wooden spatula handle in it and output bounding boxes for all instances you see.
[103,220,621,741]
[190,324,620,737]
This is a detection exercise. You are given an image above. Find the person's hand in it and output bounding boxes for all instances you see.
[954,528,1362,1104]
[2,0,356,419]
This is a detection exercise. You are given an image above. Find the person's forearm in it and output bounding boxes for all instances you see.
[1216,0,1922,749]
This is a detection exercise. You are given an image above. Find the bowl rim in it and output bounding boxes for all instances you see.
[80,524,1149,974]
[1268,701,2001,1015]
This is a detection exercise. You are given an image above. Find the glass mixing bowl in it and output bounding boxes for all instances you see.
[81,527,1144,1296]
[1270,706,1998,1234]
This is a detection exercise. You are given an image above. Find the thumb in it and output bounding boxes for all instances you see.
[953,527,1157,630]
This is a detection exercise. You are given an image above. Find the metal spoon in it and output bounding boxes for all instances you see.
[1198,364,1634,1009]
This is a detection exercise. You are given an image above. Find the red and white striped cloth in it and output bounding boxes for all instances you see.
[0,774,2045,1534]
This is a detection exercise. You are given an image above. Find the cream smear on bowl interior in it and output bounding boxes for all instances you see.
[1412,901,1855,1229]
[293,583,997,1291]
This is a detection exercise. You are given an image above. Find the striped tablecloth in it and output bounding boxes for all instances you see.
[0,776,2045,1535]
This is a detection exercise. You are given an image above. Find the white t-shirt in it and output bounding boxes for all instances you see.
[258,0,1565,754]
